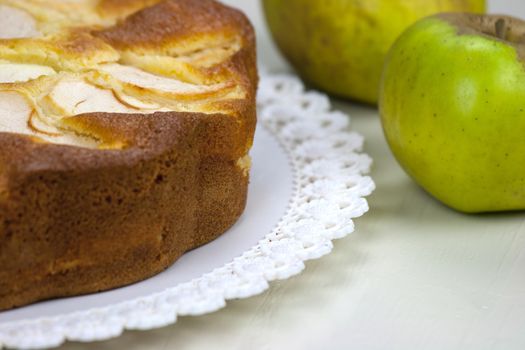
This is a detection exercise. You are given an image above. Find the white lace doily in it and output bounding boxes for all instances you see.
[0,73,375,349]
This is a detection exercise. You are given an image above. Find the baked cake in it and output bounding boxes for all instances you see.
[0,0,257,310]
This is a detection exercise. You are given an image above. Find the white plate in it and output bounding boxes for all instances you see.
[0,73,375,349]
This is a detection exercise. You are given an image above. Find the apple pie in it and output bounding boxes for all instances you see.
[0,0,257,310]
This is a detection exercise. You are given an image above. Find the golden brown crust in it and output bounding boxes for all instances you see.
[0,0,257,310]
[96,0,164,19]
[95,0,251,47]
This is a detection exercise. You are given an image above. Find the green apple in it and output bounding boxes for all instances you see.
[262,0,486,104]
[380,13,525,213]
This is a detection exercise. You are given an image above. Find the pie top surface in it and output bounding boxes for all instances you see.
[0,0,255,149]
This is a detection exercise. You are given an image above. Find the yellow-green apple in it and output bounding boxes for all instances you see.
[380,13,525,213]
[262,0,486,104]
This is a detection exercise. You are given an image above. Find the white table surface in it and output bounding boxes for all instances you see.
[58,1,525,349]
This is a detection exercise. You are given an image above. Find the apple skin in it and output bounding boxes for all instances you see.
[380,14,525,213]
[262,0,486,105]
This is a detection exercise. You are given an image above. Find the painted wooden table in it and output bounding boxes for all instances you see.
[59,1,525,349]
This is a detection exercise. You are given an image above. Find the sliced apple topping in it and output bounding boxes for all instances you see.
[0,91,34,135]
[112,93,165,111]
[46,76,139,117]
[0,63,242,148]
[118,51,206,84]
[0,63,55,83]
[0,5,40,39]
[0,6,247,149]
[0,90,98,147]
[28,110,61,136]
[97,64,234,100]
[175,42,242,68]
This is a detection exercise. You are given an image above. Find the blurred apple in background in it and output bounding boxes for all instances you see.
[380,13,525,213]
[262,0,486,104]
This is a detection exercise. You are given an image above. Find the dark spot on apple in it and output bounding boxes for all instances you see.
[433,113,437,117]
